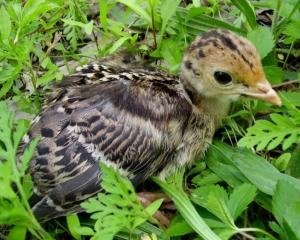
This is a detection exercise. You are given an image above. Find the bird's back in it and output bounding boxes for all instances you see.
[27,63,201,221]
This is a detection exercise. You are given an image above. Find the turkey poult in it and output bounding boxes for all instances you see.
[25,29,281,221]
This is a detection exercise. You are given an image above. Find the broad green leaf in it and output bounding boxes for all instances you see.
[159,39,183,72]
[272,180,300,239]
[207,142,300,195]
[165,214,193,237]
[289,144,300,178]
[160,0,181,40]
[205,146,249,188]
[107,36,131,54]
[134,198,163,227]
[0,77,14,98]
[283,202,300,239]
[247,26,274,59]
[264,65,284,84]
[192,170,222,186]
[62,19,94,35]
[228,183,257,220]
[273,153,291,172]
[21,0,59,26]
[0,6,11,43]
[176,7,245,35]
[153,170,221,240]
[0,65,21,98]
[83,21,94,35]
[67,214,94,240]
[117,0,151,24]
[283,21,300,43]
[272,180,300,226]
[99,0,108,31]
[7,225,27,240]
[230,0,256,29]
[67,214,83,240]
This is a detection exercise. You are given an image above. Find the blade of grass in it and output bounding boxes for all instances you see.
[176,7,246,35]
[153,170,221,240]
[230,0,256,29]
[117,0,151,24]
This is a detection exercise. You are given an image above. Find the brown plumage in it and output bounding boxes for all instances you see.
[24,29,281,221]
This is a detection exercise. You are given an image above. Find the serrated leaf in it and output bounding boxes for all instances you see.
[0,101,51,239]
[247,26,274,59]
[228,183,257,220]
[283,21,300,43]
[82,163,158,239]
[238,111,300,151]
[191,185,235,228]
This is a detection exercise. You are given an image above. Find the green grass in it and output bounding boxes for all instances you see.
[0,0,300,239]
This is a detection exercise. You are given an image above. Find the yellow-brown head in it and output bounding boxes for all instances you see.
[181,29,281,106]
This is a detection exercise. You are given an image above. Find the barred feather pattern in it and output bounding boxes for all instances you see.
[26,62,215,221]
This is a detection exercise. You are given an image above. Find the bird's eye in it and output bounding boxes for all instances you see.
[214,71,232,85]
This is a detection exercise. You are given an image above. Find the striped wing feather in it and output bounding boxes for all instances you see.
[28,66,193,220]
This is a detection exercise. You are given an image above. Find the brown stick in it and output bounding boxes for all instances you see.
[272,79,300,89]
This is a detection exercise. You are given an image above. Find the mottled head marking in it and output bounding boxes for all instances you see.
[189,30,255,69]
[181,29,267,99]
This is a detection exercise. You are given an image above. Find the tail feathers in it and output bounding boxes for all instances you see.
[33,196,71,222]
[32,196,81,222]
[31,164,101,222]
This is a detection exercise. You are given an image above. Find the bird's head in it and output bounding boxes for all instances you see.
[180,29,281,106]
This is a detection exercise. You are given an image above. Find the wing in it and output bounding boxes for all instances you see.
[28,65,193,220]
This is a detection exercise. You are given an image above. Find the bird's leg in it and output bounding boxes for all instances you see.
[137,192,174,226]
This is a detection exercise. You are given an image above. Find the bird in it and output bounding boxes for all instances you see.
[23,29,281,222]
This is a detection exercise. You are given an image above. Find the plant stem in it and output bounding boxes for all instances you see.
[272,79,300,89]
[151,10,157,49]
[271,0,282,43]
[238,227,277,240]
[283,41,294,70]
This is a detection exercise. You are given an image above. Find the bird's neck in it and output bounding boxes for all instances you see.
[185,88,231,128]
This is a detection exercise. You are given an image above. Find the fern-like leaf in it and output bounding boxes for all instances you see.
[238,113,300,151]
[81,163,162,240]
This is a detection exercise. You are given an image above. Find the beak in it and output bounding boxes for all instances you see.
[243,81,282,106]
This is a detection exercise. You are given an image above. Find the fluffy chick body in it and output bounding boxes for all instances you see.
[25,29,280,221]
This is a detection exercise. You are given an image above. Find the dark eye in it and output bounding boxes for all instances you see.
[214,71,232,85]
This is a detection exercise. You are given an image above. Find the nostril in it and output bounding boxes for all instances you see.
[256,83,271,93]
